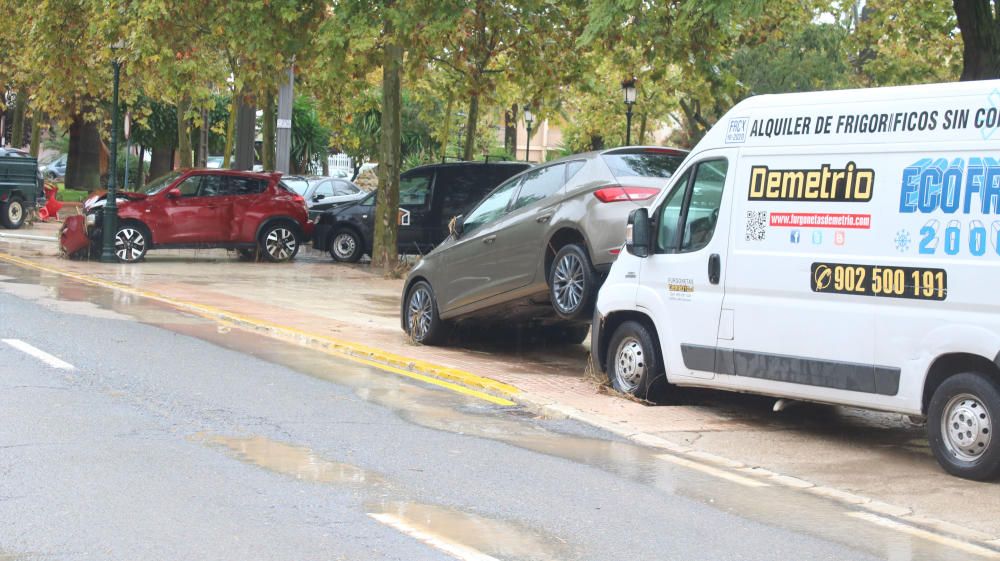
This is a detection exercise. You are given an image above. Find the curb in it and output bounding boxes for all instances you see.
[1,250,998,554]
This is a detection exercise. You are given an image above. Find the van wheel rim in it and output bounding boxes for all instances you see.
[614,336,645,392]
[553,253,585,312]
[8,201,22,223]
[333,233,357,259]
[408,287,433,340]
[265,228,296,260]
[114,228,145,262]
[942,393,992,462]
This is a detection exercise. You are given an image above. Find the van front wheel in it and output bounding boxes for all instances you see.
[928,372,1000,481]
[607,320,666,401]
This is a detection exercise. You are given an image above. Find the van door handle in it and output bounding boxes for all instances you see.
[708,253,721,285]
[483,235,497,244]
[536,213,553,223]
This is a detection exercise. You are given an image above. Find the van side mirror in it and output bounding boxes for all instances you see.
[166,187,182,199]
[450,215,465,238]
[626,208,651,258]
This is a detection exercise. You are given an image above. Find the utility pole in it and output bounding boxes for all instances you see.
[275,66,294,174]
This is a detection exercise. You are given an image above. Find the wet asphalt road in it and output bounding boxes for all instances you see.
[0,266,984,561]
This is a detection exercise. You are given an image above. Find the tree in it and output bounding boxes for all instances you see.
[954,0,1000,80]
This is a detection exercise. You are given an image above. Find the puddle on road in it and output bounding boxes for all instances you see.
[200,434,386,487]
[369,502,571,561]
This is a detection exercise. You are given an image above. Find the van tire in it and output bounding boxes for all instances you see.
[607,320,666,401]
[928,372,1000,481]
[1,197,26,229]
[330,228,363,262]
[549,244,597,320]
[404,281,447,345]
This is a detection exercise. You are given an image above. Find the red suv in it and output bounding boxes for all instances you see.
[61,169,312,263]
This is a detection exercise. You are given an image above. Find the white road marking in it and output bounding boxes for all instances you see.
[847,512,1000,559]
[0,233,58,242]
[368,513,500,561]
[2,339,75,370]
[655,453,770,488]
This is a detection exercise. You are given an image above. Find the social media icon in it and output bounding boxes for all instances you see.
[812,231,823,245]
[790,230,801,244]
[834,231,845,246]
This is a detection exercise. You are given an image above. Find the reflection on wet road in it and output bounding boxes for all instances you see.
[0,262,994,561]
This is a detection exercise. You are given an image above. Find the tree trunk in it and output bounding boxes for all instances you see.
[504,103,518,156]
[149,145,174,181]
[29,113,42,157]
[198,107,209,167]
[321,153,329,176]
[11,91,26,149]
[65,112,102,191]
[441,91,454,162]
[638,112,648,145]
[223,92,237,168]
[262,90,275,171]
[462,94,479,161]
[137,145,146,187]
[176,97,193,168]
[234,88,256,171]
[954,0,1000,80]
[372,36,403,273]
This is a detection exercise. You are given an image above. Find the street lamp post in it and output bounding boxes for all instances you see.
[622,77,637,146]
[100,40,125,263]
[523,106,533,162]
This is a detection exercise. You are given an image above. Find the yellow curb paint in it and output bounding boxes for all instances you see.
[0,252,517,407]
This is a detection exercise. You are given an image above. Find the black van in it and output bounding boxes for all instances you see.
[313,161,531,262]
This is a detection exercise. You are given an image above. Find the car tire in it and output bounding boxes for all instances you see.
[1,197,26,229]
[928,372,1000,481]
[259,223,300,262]
[607,320,667,401]
[114,222,150,263]
[549,244,597,321]
[330,228,363,263]
[544,324,590,345]
[404,280,447,345]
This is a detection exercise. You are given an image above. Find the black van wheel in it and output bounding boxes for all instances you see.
[330,228,363,263]
[1,197,26,229]
[549,244,597,320]
[404,281,447,345]
[607,320,666,401]
[928,372,1000,481]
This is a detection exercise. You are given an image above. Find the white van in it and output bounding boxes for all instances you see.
[592,80,1000,480]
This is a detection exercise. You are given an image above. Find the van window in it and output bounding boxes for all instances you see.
[511,164,565,210]
[400,171,433,207]
[437,167,482,221]
[656,159,728,253]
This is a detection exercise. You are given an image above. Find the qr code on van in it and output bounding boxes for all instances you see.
[745,211,768,241]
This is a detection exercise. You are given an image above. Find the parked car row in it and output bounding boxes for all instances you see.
[405,80,1000,482]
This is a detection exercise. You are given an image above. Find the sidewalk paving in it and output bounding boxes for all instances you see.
[3,219,999,544]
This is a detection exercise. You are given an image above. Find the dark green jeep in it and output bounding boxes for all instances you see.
[0,148,44,229]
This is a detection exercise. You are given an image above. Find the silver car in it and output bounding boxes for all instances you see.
[401,147,688,345]
[281,175,367,219]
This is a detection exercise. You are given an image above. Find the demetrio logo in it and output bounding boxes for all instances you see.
[748,162,875,202]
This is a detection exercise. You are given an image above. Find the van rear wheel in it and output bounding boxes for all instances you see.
[928,372,1000,481]
[607,320,666,401]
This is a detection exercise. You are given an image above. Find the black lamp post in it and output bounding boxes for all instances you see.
[622,77,637,146]
[100,40,125,263]
[523,106,533,162]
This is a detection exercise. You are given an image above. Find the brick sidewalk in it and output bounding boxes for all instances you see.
[2,224,999,539]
